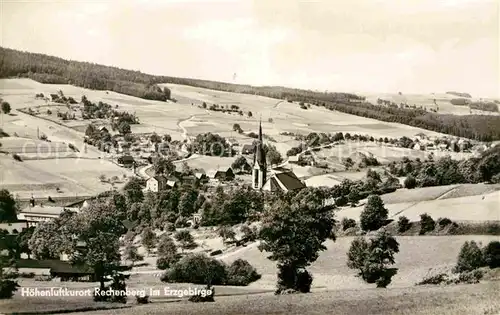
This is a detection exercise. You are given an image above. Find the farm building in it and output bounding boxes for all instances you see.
[207,167,235,182]
[17,206,79,227]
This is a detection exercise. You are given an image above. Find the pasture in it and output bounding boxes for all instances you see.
[339,190,500,222]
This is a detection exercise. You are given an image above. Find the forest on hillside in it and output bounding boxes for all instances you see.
[1,47,500,141]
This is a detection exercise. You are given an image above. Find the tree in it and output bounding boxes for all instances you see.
[232,123,243,133]
[117,121,131,134]
[397,216,411,233]
[70,200,126,291]
[178,189,198,217]
[404,175,417,189]
[156,234,179,269]
[0,190,18,223]
[258,188,335,293]
[123,177,144,204]
[347,230,399,288]
[150,133,162,144]
[483,241,500,269]
[174,230,197,252]
[153,156,175,176]
[231,156,251,174]
[266,145,283,167]
[247,111,252,117]
[0,230,19,299]
[453,241,485,273]
[163,134,172,143]
[141,227,157,255]
[360,195,388,231]
[1,102,11,115]
[217,226,236,244]
[419,213,435,235]
[124,243,143,267]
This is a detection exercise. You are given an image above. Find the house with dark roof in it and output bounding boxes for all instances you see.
[207,167,235,182]
[13,259,95,281]
[117,155,135,167]
[241,144,255,155]
[262,167,306,193]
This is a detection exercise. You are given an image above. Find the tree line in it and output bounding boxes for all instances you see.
[2,47,500,140]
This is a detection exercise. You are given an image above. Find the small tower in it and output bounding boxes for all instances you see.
[252,120,267,189]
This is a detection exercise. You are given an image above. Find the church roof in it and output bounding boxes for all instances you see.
[253,121,266,168]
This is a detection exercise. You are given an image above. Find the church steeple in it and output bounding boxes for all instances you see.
[252,119,267,189]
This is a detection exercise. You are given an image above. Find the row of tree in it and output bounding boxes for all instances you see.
[7,48,500,140]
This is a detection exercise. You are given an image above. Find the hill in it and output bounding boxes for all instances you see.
[2,47,500,141]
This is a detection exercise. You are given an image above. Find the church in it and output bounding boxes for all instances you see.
[252,122,306,193]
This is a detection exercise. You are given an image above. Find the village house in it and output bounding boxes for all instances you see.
[144,175,177,192]
[117,155,135,167]
[17,205,79,227]
[0,221,29,234]
[207,167,235,182]
[241,144,255,155]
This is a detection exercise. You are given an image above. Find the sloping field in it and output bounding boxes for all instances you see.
[0,155,133,198]
[340,191,500,222]
[218,236,498,291]
[363,91,500,116]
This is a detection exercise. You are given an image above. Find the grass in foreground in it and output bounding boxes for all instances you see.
[66,282,499,315]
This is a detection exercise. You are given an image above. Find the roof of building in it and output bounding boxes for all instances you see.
[20,206,79,216]
[195,172,207,179]
[274,171,306,190]
[253,121,267,168]
[14,259,94,275]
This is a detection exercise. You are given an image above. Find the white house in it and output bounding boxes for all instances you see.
[17,206,79,227]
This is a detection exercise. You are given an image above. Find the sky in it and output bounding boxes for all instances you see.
[1,0,499,97]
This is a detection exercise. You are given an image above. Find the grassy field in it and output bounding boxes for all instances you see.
[363,92,500,116]
[218,235,499,291]
[0,155,133,198]
[339,190,500,223]
[63,283,500,315]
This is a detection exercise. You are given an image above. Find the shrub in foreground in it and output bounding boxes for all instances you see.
[161,253,227,285]
[483,241,500,269]
[453,241,485,273]
[226,259,261,286]
[0,279,19,299]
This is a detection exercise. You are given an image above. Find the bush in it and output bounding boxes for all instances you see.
[397,216,411,233]
[453,241,485,273]
[210,249,223,256]
[341,218,357,231]
[416,273,449,285]
[226,259,261,286]
[437,217,453,228]
[276,265,312,294]
[161,253,227,285]
[12,154,22,162]
[188,285,215,303]
[404,175,417,189]
[360,195,388,231]
[240,224,258,242]
[135,295,149,304]
[419,213,435,235]
[483,241,500,268]
[457,269,483,284]
[0,280,19,299]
